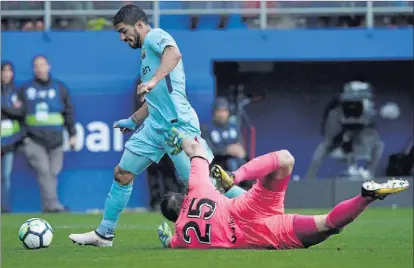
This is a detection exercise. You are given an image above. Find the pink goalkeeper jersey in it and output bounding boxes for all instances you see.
[171,158,246,249]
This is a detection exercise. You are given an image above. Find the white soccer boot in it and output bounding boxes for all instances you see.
[69,231,113,247]
[361,179,409,200]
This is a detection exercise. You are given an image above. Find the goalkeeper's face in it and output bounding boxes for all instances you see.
[160,192,185,222]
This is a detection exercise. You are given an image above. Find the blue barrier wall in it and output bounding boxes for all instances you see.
[2,28,413,212]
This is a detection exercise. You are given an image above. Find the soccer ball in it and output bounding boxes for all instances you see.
[18,218,54,249]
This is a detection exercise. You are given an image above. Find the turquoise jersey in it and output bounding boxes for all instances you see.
[140,28,194,131]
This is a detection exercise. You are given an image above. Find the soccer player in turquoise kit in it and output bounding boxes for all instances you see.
[69,5,246,247]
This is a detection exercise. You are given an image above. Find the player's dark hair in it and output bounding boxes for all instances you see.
[113,4,148,26]
[160,192,185,222]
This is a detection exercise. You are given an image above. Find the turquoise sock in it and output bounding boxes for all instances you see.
[96,180,133,237]
[225,185,246,198]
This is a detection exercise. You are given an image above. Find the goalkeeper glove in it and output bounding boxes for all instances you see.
[164,127,184,155]
[157,222,172,248]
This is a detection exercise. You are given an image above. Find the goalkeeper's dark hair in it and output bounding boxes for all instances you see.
[160,192,185,222]
[113,4,148,26]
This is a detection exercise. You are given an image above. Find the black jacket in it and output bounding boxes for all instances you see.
[1,83,25,153]
[19,78,76,149]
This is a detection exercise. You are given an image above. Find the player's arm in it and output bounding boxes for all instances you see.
[131,102,149,125]
[114,102,148,133]
[165,129,212,190]
[150,46,181,85]
[181,138,209,160]
[1,90,25,119]
[60,82,77,138]
[147,30,182,85]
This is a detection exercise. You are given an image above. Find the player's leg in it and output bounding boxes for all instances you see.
[224,184,247,198]
[165,118,208,187]
[23,138,63,211]
[171,121,246,197]
[166,138,237,190]
[69,124,164,247]
[294,179,410,248]
[95,149,153,237]
[166,149,191,187]
[220,150,295,222]
[213,150,294,200]
[68,149,153,247]
[235,150,293,184]
[1,152,13,212]
[196,137,246,198]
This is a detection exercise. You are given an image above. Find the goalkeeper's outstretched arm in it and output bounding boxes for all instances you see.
[181,138,209,160]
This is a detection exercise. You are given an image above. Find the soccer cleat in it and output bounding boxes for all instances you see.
[361,179,409,200]
[69,231,113,247]
[211,165,235,192]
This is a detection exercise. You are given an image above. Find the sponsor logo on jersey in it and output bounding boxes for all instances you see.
[157,38,167,47]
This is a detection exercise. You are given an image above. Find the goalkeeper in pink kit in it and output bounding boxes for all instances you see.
[157,128,409,250]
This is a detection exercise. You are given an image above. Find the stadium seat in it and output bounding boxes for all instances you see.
[228,15,248,29]
[197,15,220,30]
[160,15,191,30]
[159,1,190,30]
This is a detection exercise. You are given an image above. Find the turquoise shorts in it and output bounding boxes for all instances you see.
[119,116,214,182]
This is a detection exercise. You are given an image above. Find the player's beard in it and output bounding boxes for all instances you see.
[133,28,141,49]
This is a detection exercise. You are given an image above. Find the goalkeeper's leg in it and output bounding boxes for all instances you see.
[294,179,409,248]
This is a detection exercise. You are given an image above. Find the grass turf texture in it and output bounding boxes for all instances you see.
[2,209,413,268]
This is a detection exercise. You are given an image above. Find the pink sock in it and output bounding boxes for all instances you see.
[233,152,280,184]
[326,195,374,229]
[293,215,330,247]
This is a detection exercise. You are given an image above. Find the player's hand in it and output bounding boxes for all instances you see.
[137,78,157,102]
[113,117,137,134]
[164,127,184,155]
[157,222,172,248]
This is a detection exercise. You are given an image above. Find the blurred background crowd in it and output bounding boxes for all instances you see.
[1,1,413,213]
[1,1,413,31]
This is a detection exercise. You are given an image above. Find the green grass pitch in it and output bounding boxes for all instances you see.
[2,208,413,268]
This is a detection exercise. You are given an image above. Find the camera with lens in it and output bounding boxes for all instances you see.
[339,81,376,129]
